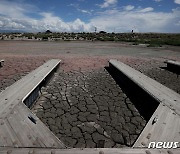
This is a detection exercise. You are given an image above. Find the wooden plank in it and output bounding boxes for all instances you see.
[0,103,65,148]
[0,119,14,146]
[13,103,65,148]
[6,105,35,147]
[0,59,66,148]
[0,147,180,154]
[164,60,180,66]
[134,104,180,147]
[109,59,180,148]
[0,59,60,118]
[164,60,180,74]
[109,59,180,115]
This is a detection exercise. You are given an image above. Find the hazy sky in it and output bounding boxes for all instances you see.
[0,0,180,33]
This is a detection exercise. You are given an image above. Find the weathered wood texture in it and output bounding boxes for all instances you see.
[109,59,180,148]
[164,60,180,67]
[0,147,179,154]
[164,60,180,71]
[0,59,65,148]
[0,59,60,118]
[134,103,180,147]
[109,59,180,115]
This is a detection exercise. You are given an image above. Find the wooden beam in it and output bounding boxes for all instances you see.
[0,59,66,148]
[134,104,180,147]
[0,59,60,118]
[0,147,179,154]
[164,60,180,67]
[164,60,180,73]
[109,59,180,148]
[109,59,180,115]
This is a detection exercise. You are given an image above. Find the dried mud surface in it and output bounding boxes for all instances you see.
[0,41,180,148]
[33,69,146,148]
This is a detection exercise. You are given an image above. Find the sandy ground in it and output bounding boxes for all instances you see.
[0,41,180,93]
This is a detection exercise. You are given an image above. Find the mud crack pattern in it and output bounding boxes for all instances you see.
[33,69,146,148]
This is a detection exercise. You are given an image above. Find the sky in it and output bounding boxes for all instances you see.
[0,0,180,33]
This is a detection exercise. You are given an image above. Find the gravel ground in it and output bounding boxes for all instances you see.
[122,58,180,94]
[0,55,49,92]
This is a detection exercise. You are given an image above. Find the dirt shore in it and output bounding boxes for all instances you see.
[0,41,179,93]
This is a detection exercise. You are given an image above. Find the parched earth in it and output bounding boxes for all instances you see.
[0,41,180,148]
[33,68,146,148]
[125,59,180,94]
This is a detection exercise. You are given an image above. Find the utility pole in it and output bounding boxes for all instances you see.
[94,27,97,33]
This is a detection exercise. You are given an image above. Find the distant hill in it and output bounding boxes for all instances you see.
[0,30,26,33]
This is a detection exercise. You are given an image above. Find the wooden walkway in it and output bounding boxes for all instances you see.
[164,60,180,67]
[109,59,180,149]
[0,59,65,148]
[0,147,179,154]
[0,59,179,153]
[164,60,180,71]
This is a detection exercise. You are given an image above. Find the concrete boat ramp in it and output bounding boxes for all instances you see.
[0,59,179,153]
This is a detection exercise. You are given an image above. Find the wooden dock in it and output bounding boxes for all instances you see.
[0,147,180,154]
[164,60,180,72]
[0,59,179,153]
[109,59,180,149]
[164,60,180,67]
[0,59,65,148]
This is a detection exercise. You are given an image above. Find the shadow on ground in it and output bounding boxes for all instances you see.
[160,66,180,76]
[105,66,159,121]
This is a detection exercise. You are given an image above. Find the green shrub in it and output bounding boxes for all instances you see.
[147,43,162,47]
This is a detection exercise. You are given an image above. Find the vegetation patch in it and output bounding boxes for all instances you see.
[0,32,180,46]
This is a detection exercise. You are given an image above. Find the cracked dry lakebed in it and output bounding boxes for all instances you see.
[32,68,146,148]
